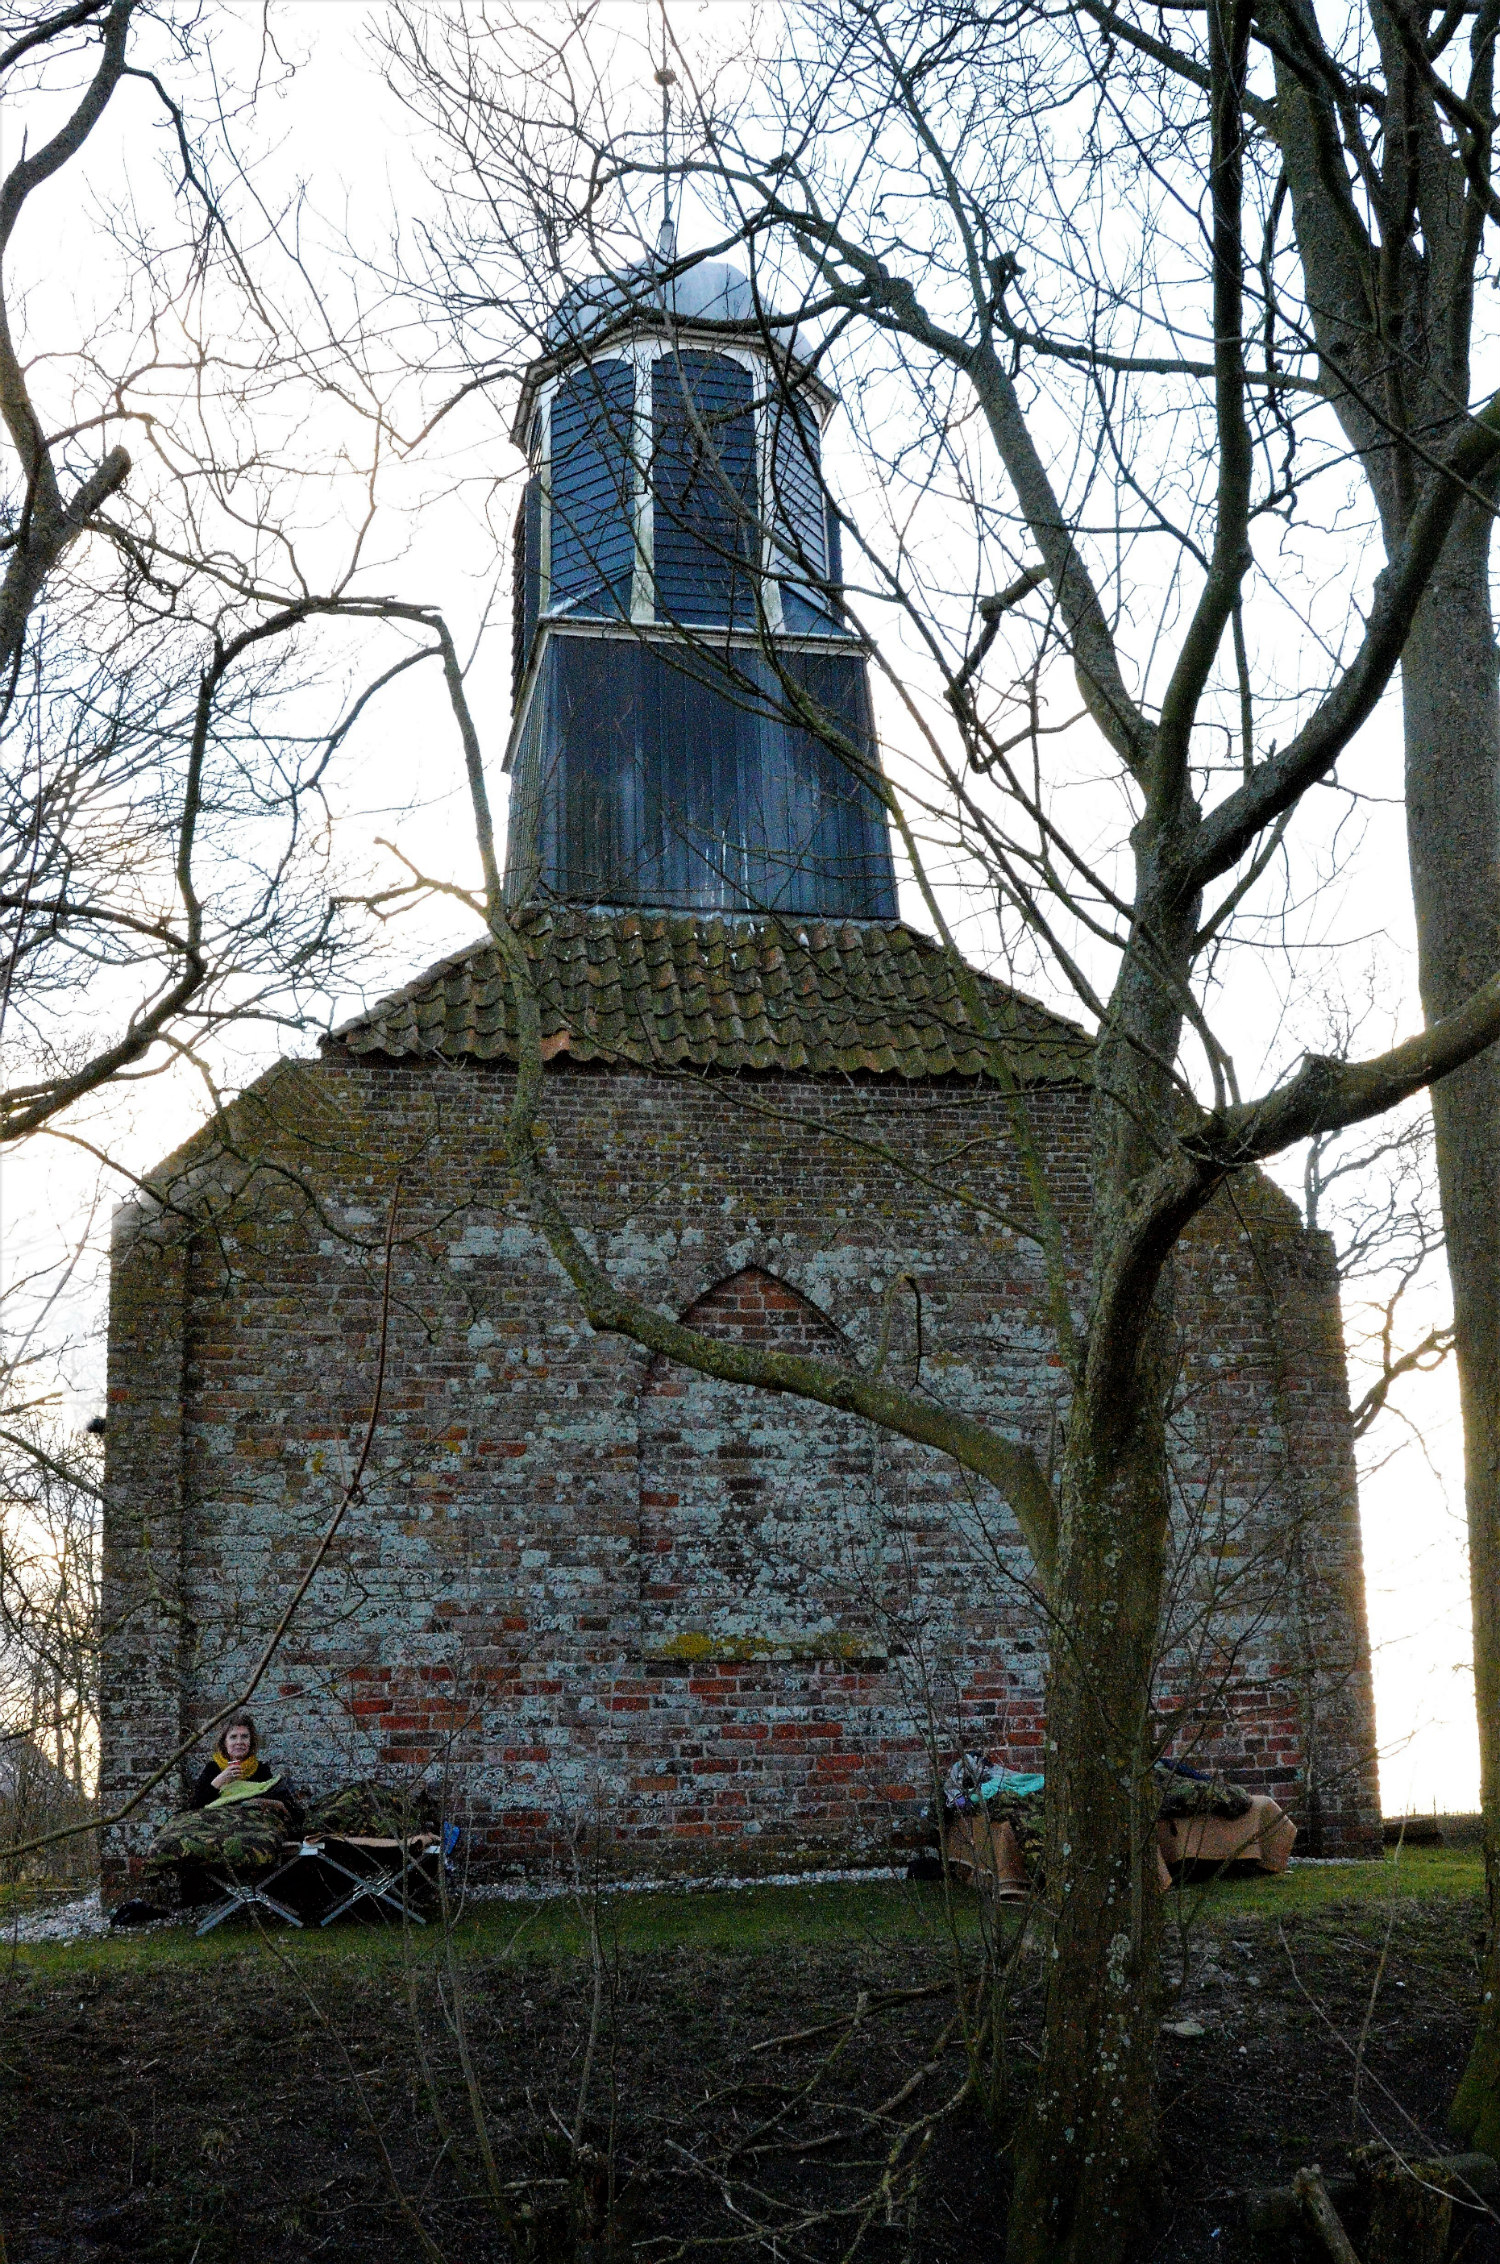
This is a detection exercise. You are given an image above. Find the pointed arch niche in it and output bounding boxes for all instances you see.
[636,1265,990,1670]
[638,1267,873,1663]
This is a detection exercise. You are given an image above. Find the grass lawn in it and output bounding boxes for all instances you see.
[2,1853,1493,2263]
[10,1870,990,1977]
[1185,1842,1485,1916]
[5,1844,1480,1980]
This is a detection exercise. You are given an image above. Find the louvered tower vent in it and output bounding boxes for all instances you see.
[504,251,898,920]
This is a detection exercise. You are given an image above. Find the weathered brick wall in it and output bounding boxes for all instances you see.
[1156,1214,1380,1854]
[98,1046,1380,1891]
[99,1200,192,1886]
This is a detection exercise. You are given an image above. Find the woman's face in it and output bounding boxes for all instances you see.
[224,1725,252,1762]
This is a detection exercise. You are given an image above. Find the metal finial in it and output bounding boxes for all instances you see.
[655,0,676,253]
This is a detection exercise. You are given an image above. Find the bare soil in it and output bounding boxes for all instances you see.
[1,1878,1495,2262]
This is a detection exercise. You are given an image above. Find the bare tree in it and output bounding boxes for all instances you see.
[0,7,563,1950]
[964,0,1500,2151]
[1308,1112,1450,1436]
[0,1236,104,1885]
[1240,0,1500,2141]
[0,2,513,1696]
[1295,980,1454,1448]
[365,4,1500,2255]
[0,1403,100,1798]
[0,2,436,1153]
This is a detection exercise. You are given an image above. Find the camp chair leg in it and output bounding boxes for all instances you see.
[193,1857,306,1937]
[318,1867,425,1926]
[320,1882,414,1925]
[315,1850,432,1927]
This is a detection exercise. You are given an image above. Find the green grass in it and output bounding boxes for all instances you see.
[3,1848,1482,1982]
[1163,1843,1483,1935]
[3,1875,989,1981]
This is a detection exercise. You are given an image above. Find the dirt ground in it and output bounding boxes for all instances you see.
[1,1870,1496,2262]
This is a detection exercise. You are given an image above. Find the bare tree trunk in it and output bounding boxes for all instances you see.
[1402,517,1500,2150]
[1007,921,1184,2261]
[1007,1330,1171,2263]
[1269,17,1500,2134]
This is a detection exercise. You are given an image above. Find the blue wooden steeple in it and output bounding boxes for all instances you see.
[503,246,898,921]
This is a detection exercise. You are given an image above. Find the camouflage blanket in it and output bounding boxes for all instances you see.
[978,1785,1046,1875]
[1153,1762,1253,1821]
[938,1758,1250,1882]
[304,1779,429,1841]
[144,1796,295,1874]
[942,1760,1046,1876]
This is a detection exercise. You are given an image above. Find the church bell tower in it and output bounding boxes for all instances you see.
[504,248,899,922]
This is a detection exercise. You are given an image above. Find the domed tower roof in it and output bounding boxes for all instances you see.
[503,245,896,925]
[549,250,756,345]
[512,242,831,451]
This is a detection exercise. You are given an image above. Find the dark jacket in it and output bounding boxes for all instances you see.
[190,1757,276,1810]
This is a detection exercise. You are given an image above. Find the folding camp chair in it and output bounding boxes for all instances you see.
[312,1832,442,1926]
[194,1840,316,1936]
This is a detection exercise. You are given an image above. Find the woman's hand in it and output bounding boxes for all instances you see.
[211,1766,239,1790]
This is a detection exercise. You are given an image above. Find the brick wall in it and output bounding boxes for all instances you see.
[97,1048,1381,1891]
[99,1199,192,1883]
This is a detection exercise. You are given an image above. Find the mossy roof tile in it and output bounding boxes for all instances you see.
[328,908,1091,1086]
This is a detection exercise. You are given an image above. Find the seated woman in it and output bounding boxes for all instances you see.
[190,1715,278,1810]
[144,1712,300,1890]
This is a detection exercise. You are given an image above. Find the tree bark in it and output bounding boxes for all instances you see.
[1402,517,1500,2150]
[1267,0,1500,2140]
[1006,1313,1173,2263]
[1002,843,1192,2260]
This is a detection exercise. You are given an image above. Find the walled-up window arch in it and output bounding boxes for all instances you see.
[548,360,636,619]
[634,1263,1003,1671]
[651,352,758,629]
[638,1267,869,1652]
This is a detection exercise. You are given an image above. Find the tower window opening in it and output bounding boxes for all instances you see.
[511,475,542,703]
[651,351,758,628]
[767,389,837,633]
[549,360,636,619]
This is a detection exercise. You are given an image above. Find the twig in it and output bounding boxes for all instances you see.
[720,2013,869,2163]
[434,1844,519,2244]
[1351,1886,1399,2135]
[764,2013,967,2155]
[572,1864,609,2154]
[749,1981,951,2055]
[1292,2165,1363,2262]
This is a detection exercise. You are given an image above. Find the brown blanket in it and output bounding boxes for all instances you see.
[1155,1793,1296,1880]
[945,1792,1297,1896]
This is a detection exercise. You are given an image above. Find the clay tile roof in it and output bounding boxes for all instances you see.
[327,907,1092,1086]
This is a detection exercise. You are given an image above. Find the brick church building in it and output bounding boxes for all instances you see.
[100,253,1381,1887]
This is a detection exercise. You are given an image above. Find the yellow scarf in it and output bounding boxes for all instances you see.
[212,1749,259,1779]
